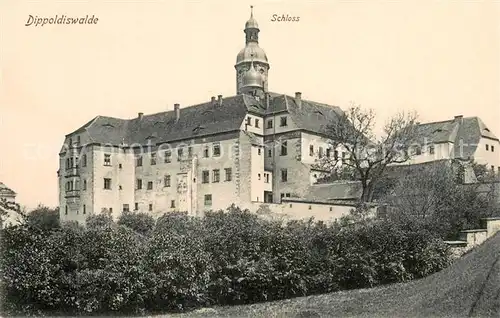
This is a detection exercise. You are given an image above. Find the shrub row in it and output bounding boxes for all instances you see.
[0,206,451,315]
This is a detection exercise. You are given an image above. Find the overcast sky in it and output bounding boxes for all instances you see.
[1,0,499,209]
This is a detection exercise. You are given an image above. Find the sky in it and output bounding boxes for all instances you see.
[0,0,499,209]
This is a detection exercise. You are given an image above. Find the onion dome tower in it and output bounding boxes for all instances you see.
[240,58,264,95]
[235,5,270,94]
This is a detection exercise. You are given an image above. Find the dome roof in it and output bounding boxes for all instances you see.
[241,62,263,88]
[236,42,268,65]
[245,17,259,29]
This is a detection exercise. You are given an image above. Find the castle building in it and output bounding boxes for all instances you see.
[58,7,351,223]
[401,116,500,172]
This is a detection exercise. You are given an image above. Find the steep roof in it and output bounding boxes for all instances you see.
[413,116,499,159]
[303,181,363,201]
[67,93,345,146]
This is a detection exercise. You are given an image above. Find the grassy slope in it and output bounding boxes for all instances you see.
[161,232,500,318]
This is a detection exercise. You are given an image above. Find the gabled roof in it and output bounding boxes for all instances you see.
[66,92,345,147]
[413,116,499,159]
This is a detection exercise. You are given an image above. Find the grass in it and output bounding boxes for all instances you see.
[156,232,500,318]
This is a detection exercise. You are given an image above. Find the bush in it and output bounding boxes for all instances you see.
[0,206,452,316]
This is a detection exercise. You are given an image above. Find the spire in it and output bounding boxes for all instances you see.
[245,5,259,43]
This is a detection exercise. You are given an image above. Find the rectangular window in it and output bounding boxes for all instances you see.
[268,149,272,157]
[258,148,262,155]
[177,148,184,161]
[204,194,212,206]
[188,146,193,158]
[225,168,232,181]
[334,150,339,160]
[150,153,157,165]
[326,148,331,158]
[415,146,422,155]
[267,120,273,129]
[148,204,153,211]
[147,181,153,190]
[280,116,287,127]
[164,175,171,187]
[134,202,139,211]
[203,145,209,157]
[429,145,435,155]
[136,179,142,190]
[136,156,143,167]
[104,178,111,190]
[309,145,314,156]
[492,145,495,152]
[264,173,270,183]
[123,204,130,212]
[486,144,489,151]
[213,142,221,157]
[492,165,495,171]
[83,204,86,214]
[319,146,324,158]
[82,154,87,167]
[281,141,288,156]
[202,170,210,183]
[65,205,68,215]
[164,150,171,163]
[246,117,251,126]
[83,179,87,191]
[255,119,260,128]
[104,154,111,166]
[258,173,261,180]
[281,169,288,182]
[170,200,176,208]
[213,169,220,183]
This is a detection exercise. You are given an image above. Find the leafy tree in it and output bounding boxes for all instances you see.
[117,212,155,236]
[25,205,60,230]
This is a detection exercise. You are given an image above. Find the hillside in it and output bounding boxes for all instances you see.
[171,232,500,317]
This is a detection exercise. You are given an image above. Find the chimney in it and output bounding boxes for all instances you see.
[265,92,271,111]
[454,115,463,121]
[295,92,302,109]
[138,112,144,119]
[217,94,223,106]
[211,96,216,103]
[174,103,180,121]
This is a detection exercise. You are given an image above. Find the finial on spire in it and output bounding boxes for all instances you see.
[250,5,254,18]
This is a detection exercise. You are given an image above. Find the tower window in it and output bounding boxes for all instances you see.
[267,120,273,129]
[177,148,184,161]
[136,156,143,166]
[268,149,272,157]
[280,116,287,127]
[150,153,157,165]
[82,154,87,167]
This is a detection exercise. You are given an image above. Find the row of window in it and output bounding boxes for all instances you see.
[201,168,232,183]
[137,143,222,166]
[485,144,495,152]
[411,144,435,156]
[65,194,215,216]
[246,116,288,129]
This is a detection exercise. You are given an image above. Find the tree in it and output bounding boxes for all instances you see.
[381,160,500,239]
[117,211,155,236]
[318,104,418,202]
[25,205,60,230]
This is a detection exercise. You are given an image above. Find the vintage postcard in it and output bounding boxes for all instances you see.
[1,1,499,317]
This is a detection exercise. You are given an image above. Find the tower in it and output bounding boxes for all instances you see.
[235,6,270,94]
